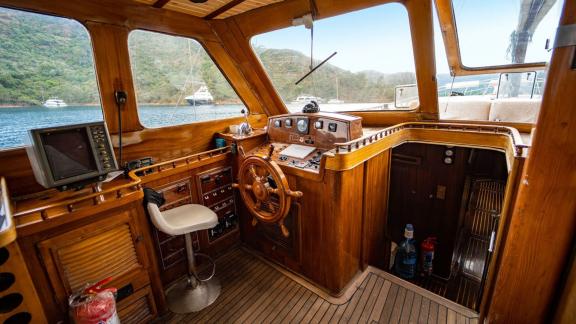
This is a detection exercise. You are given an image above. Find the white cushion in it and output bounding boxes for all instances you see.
[488,98,541,123]
[438,96,491,120]
[147,203,217,236]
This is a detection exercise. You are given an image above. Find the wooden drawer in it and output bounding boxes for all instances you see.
[201,185,233,207]
[198,168,233,193]
[158,180,192,211]
[117,286,157,324]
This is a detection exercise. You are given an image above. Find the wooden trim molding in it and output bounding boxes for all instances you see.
[0,177,16,247]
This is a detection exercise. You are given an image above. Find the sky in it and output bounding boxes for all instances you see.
[251,0,563,74]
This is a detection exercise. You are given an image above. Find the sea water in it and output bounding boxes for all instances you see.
[0,105,244,149]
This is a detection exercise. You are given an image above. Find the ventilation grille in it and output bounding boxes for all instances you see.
[58,224,140,292]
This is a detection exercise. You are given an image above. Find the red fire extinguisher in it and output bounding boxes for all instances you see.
[69,277,119,324]
[420,237,437,276]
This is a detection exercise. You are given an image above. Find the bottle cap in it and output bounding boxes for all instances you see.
[404,224,414,239]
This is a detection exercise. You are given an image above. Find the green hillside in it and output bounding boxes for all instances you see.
[0,8,416,106]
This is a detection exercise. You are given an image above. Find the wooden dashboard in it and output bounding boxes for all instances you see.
[247,112,364,174]
[266,112,363,149]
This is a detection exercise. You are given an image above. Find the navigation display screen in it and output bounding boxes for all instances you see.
[41,128,98,180]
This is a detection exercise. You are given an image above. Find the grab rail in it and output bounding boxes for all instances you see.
[334,122,527,157]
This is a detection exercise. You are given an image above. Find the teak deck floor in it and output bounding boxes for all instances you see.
[159,247,479,323]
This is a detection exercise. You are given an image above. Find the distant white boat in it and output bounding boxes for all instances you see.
[292,95,324,104]
[327,99,344,104]
[185,86,214,106]
[43,98,67,108]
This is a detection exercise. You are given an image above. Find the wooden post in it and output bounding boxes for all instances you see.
[485,1,576,322]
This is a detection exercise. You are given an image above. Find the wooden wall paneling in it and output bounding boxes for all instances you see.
[362,149,391,270]
[115,113,267,164]
[486,1,576,322]
[404,0,438,120]
[210,19,288,116]
[87,22,142,133]
[295,166,364,293]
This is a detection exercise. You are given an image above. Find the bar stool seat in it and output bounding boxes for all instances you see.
[147,202,221,313]
[151,204,218,235]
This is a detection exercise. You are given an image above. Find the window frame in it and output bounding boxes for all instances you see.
[126,28,250,129]
[0,6,104,150]
[435,0,550,76]
[247,2,421,114]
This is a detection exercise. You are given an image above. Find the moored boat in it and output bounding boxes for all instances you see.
[185,86,214,106]
[43,98,67,108]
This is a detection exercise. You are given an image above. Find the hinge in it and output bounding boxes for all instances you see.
[553,24,576,49]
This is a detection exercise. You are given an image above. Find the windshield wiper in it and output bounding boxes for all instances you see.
[295,51,337,85]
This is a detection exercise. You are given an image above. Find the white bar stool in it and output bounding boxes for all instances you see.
[147,203,221,313]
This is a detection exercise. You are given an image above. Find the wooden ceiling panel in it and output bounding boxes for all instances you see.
[215,0,284,19]
[132,0,284,19]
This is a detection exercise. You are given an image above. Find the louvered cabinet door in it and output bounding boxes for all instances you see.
[37,209,155,315]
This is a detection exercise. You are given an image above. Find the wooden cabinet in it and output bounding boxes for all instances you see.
[197,167,238,243]
[153,179,195,272]
[36,207,158,322]
[142,162,241,286]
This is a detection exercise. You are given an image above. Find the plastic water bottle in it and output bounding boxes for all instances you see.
[394,224,417,279]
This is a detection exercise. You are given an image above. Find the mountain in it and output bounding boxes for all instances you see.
[0,8,416,106]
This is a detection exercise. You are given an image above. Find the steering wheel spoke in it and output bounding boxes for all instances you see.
[236,155,303,238]
[249,165,260,181]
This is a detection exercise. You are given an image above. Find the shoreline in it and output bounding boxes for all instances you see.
[0,104,101,109]
[0,102,244,109]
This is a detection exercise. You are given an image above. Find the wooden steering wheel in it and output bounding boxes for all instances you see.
[235,145,302,237]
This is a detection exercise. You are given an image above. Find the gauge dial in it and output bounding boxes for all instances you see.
[296,118,309,134]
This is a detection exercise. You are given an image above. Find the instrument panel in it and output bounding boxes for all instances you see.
[249,112,364,173]
[267,112,363,150]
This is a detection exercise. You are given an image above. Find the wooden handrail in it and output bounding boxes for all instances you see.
[12,146,231,228]
[127,146,231,182]
[334,122,527,157]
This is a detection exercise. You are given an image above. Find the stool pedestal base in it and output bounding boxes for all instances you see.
[166,275,221,313]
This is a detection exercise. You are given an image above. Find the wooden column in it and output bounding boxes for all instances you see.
[486,1,576,322]
[405,0,438,120]
[87,22,143,133]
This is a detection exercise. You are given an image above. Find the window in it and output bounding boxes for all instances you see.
[453,0,562,67]
[434,4,547,123]
[128,30,245,128]
[0,8,102,149]
[251,3,418,112]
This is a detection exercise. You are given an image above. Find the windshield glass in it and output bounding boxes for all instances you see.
[453,0,562,67]
[251,3,418,113]
[128,30,245,128]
